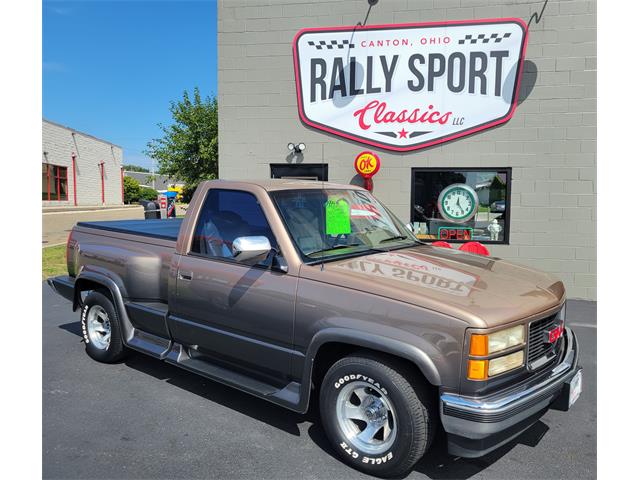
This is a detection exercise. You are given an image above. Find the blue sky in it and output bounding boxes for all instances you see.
[43,0,217,169]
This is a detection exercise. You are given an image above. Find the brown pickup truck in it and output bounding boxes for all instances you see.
[48,179,581,477]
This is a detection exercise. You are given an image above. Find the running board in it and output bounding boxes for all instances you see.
[165,344,302,409]
[126,329,172,359]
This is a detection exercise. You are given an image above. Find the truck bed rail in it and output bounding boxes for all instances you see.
[76,219,183,241]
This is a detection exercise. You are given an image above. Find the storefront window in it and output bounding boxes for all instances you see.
[411,168,511,244]
[42,164,68,201]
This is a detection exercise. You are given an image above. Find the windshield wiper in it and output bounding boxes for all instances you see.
[379,235,409,244]
[306,243,363,257]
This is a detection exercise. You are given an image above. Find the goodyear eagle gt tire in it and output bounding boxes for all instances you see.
[319,354,435,477]
[81,290,127,363]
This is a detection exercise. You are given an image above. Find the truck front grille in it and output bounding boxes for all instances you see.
[527,314,560,369]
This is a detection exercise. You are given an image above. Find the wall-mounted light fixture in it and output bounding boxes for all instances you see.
[287,142,306,153]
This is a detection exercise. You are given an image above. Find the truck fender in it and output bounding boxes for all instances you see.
[305,327,442,388]
[74,269,134,343]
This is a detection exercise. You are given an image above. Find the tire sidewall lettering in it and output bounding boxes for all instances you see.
[339,442,359,459]
[333,373,388,396]
[81,304,90,344]
[362,451,393,464]
[339,441,394,465]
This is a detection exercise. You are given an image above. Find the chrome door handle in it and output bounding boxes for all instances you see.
[178,271,193,281]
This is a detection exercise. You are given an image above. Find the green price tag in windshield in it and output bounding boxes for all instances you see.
[325,199,351,235]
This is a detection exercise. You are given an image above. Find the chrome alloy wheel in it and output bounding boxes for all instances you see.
[86,305,111,350]
[336,381,398,455]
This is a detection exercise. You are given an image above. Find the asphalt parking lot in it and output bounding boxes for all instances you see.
[43,283,596,479]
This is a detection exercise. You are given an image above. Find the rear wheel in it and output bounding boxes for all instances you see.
[81,291,127,363]
[319,354,435,477]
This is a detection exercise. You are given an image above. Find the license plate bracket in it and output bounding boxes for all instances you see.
[568,369,582,408]
[550,369,583,412]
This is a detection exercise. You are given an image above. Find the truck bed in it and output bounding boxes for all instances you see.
[76,219,183,241]
[70,219,182,302]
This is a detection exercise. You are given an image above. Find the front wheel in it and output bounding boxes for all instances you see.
[319,354,435,478]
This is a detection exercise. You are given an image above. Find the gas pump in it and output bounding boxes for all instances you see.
[157,194,168,219]
[166,191,177,218]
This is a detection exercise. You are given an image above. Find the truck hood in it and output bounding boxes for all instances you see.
[298,245,565,328]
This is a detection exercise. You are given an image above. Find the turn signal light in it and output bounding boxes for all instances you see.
[469,334,488,356]
[467,359,488,380]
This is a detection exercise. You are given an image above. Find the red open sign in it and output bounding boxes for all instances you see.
[438,227,472,241]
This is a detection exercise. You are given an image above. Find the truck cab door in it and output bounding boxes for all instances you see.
[168,188,298,385]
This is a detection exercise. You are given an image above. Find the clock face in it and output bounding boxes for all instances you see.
[437,184,479,223]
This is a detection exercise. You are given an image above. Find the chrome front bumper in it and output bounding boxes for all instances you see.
[440,327,581,457]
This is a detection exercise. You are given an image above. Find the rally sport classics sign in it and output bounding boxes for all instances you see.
[293,19,528,152]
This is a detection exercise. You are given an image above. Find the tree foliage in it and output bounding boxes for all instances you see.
[122,164,150,173]
[140,187,159,201]
[123,176,141,204]
[145,88,218,198]
[179,184,199,204]
[123,175,159,204]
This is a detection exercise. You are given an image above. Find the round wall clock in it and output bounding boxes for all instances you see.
[437,183,479,224]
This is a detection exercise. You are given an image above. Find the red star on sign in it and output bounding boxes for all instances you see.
[398,128,408,139]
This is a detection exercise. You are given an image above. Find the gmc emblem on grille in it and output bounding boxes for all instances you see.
[544,324,564,344]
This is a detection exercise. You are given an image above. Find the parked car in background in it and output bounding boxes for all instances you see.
[490,199,506,213]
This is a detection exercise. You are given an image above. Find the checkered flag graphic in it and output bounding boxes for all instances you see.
[307,39,355,50]
[458,32,512,45]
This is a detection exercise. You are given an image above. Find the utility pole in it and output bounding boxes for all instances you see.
[151,159,156,190]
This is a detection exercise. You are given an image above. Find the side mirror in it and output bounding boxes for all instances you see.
[232,236,272,264]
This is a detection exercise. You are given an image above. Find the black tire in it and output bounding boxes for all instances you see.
[319,354,435,478]
[80,290,127,363]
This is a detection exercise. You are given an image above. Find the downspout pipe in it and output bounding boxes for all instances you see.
[99,162,105,205]
[72,153,78,206]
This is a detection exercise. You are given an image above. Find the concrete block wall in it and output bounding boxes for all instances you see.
[218,0,597,300]
[42,120,123,207]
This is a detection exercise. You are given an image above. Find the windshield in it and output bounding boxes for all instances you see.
[271,188,419,262]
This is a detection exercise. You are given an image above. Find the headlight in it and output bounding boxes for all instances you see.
[488,325,525,354]
[470,325,525,356]
[488,351,524,377]
[467,325,526,380]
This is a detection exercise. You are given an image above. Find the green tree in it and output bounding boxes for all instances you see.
[123,176,141,204]
[145,88,218,201]
[122,164,150,173]
[139,187,159,201]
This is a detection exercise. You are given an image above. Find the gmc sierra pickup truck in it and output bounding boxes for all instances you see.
[48,179,581,477]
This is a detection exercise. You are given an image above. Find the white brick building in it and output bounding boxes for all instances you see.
[42,119,124,207]
[217,0,596,300]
